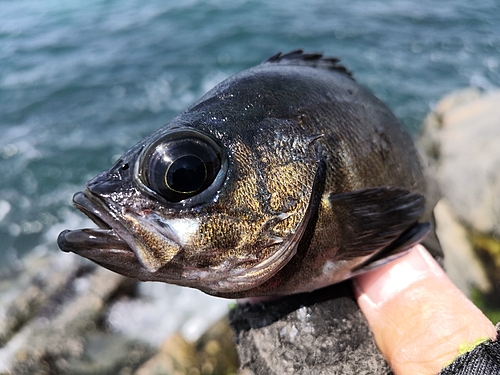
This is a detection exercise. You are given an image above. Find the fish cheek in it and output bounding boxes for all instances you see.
[226,139,262,214]
[119,211,183,272]
[190,216,242,255]
[263,162,317,236]
[186,212,270,266]
[260,132,319,212]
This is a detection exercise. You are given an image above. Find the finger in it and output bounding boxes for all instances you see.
[354,245,496,375]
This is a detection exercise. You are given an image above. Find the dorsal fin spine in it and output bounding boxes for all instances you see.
[263,50,354,80]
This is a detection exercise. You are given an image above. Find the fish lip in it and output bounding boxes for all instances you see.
[74,190,125,235]
[73,190,114,230]
[58,190,134,254]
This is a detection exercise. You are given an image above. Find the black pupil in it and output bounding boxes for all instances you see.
[166,155,206,193]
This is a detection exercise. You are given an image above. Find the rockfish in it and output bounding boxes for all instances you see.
[58,51,441,298]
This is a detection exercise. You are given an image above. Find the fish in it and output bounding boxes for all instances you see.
[58,50,442,298]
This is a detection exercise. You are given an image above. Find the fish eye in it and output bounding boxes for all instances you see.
[139,130,223,203]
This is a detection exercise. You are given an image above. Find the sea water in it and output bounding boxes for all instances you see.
[1,0,499,341]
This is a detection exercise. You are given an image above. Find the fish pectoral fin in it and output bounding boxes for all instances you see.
[328,186,427,261]
[351,221,430,274]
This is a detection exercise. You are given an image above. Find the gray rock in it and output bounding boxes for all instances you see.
[0,249,81,347]
[230,282,392,375]
[0,250,234,375]
[135,317,239,375]
[420,89,500,237]
[0,251,153,375]
[433,200,491,295]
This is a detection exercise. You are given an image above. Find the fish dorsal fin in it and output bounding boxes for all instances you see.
[263,50,354,79]
[328,187,427,261]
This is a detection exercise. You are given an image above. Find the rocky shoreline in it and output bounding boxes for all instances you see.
[0,252,239,375]
[1,88,499,374]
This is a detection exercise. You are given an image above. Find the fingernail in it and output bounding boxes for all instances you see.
[354,245,446,307]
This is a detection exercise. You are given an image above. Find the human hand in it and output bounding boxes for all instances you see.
[354,245,497,375]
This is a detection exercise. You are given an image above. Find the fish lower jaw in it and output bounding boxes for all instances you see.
[57,228,131,253]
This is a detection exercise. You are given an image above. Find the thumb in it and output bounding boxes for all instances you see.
[354,245,497,375]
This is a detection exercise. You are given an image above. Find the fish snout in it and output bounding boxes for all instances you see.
[86,170,126,196]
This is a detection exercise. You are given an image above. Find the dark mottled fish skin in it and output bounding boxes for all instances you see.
[58,51,442,298]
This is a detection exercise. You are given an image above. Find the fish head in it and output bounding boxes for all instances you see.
[58,105,323,297]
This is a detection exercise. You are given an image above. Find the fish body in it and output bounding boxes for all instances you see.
[58,51,441,298]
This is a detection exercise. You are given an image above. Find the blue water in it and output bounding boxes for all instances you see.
[1,0,500,269]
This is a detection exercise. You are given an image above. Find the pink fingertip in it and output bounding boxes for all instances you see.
[354,245,446,308]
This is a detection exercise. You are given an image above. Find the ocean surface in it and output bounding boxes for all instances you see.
[1,0,500,337]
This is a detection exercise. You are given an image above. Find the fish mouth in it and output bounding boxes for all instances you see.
[57,191,133,256]
[58,191,184,276]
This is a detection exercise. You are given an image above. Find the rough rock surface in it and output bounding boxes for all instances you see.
[230,282,391,375]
